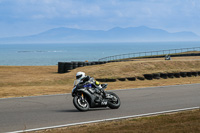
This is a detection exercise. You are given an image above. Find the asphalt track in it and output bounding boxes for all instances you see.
[1,83,200,133]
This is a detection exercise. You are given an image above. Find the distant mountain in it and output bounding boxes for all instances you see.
[0,26,199,43]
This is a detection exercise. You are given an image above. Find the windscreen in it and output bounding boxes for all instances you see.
[74,79,81,86]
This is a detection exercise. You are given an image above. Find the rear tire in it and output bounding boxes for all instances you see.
[73,96,89,111]
[106,92,121,109]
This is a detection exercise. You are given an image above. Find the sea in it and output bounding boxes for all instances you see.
[0,42,200,66]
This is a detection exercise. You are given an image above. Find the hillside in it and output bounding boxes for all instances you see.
[0,26,199,43]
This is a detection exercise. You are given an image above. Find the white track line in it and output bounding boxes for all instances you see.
[7,106,200,133]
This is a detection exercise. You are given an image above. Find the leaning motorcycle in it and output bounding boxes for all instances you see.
[72,78,121,111]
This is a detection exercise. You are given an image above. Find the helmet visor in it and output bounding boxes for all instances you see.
[76,75,82,79]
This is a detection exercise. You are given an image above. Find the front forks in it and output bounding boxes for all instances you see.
[80,93,85,103]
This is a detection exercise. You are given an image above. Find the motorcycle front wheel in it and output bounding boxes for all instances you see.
[73,96,89,111]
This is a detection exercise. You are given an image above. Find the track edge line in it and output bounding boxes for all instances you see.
[7,106,200,133]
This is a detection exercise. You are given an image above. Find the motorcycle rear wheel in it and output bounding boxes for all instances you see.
[106,92,121,109]
[73,96,89,111]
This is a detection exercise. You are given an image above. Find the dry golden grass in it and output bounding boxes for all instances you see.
[34,109,200,133]
[1,56,200,98]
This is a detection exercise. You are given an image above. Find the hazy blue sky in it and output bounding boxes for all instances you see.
[0,0,200,37]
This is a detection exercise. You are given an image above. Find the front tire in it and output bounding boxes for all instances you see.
[73,96,89,111]
[106,92,121,109]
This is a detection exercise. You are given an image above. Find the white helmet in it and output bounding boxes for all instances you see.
[76,72,86,80]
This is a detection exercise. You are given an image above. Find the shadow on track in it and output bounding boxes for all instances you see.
[56,107,110,113]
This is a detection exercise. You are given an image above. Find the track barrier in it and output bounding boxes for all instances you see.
[99,47,200,61]
[95,71,200,82]
[58,61,108,73]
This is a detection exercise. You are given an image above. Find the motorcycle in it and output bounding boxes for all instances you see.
[72,77,121,111]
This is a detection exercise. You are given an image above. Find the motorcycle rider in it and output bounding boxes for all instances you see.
[75,71,103,102]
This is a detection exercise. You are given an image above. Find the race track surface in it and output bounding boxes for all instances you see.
[0,84,200,132]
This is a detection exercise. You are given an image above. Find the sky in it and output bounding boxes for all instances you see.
[0,0,200,37]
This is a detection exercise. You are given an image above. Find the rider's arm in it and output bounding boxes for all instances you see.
[82,76,90,83]
[76,76,90,88]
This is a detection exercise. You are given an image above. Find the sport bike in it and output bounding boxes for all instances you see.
[72,78,120,111]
